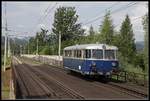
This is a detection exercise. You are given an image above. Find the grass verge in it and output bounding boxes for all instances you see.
[1,68,11,99]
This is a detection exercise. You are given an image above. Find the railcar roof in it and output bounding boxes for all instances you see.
[64,44,118,50]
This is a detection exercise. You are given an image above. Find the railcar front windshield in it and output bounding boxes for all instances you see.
[105,50,115,59]
[92,49,103,59]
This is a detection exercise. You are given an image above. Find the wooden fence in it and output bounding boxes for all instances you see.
[32,55,63,68]
[112,71,148,86]
[21,55,148,86]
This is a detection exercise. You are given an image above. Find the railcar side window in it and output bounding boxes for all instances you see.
[92,49,103,59]
[77,50,79,58]
[69,50,71,57]
[65,50,67,57]
[74,50,77,57]
[65,50,72,57]
[83,50,91,58]
[105,50,115,59]
[115,50,118,59]
[67,50,69,57]
[77,50,81,58]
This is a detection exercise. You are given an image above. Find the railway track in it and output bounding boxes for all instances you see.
[32,62,148,99]
[13,57,84,99]
[13,57,148,99]
[33,62,148,98]
[13,59,52,99]
[108,82,148,98]
[12,59,30,98]
[24,63,84,99]
[90,80,147,99]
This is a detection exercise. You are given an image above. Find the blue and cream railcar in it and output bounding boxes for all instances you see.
[63,44,119,76]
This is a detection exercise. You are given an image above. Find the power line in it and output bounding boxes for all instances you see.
[2,29,32,37]
[114,15,143,29]
[82,2,138,26]
[31,3,58,35]
[8,34,34,37]
[40,3,58,23]
[111,2,137,14]
[36,3,53,26]
[7,29,28,33]
[80,2,120,23]
[3,29,34,37]
[30,3,52,35]
[82,2,137,25]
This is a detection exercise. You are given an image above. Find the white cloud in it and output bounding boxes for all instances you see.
[37,23,46,30]
[82,26,89,36]
[17,24,24,28]
[112,2,148,42]
[134,30,145,42]
[130,3,148,17]
[2,1,148,41]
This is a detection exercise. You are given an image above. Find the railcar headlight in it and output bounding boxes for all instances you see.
[91,61,96,67]
[112,62,116,67]
[79,66,81,70]
[92,62,96,67]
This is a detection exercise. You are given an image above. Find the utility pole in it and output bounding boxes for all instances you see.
[4,31,7,72]
[13,38,15,56]
[36,38,38,55]
[20,45,22,56]
[28,40,29,54]
[58,32,61,59]
[23,45,24,55]
[3,2,7,72]
[8,36,11,57]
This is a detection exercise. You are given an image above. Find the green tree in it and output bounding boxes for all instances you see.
[99,11,114,44]
[52,6,84,42]
[142,13,148,72]
[36,28,48,47]
[133,53,145,70]
[112,31,120,46]
[52,6,84,54]
[34,28,48,54]
[89,25,95,35]
[28,37,36,54]
[119,14,136,63]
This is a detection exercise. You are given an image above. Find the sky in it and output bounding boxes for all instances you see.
[1,1,148,42]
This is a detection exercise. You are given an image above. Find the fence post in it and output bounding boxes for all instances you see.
[124,71,127,82]
[117,74,119,81]
[143,74,146,86]
[43,56,45,64]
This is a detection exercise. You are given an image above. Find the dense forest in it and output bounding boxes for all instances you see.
[1,6,148,74]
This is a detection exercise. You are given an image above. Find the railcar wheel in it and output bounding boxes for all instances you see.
[98,75,110,83]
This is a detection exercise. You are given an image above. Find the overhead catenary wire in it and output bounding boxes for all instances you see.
[30,3,58,55]
[81,2,138,26]
[82,2,137,25]
[4,2,145,39]
[30,2,58,35]
[114,16,144,29]
[30,3,52,35]
[2,29,32,38]
[36,3,53,25]
[80,2,121,23]
[40,3,58,24]
[8,34,34,37]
